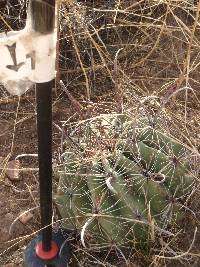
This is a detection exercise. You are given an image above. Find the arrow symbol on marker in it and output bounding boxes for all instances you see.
[6,42,25,72]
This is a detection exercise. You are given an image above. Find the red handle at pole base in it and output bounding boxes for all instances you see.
[36,241,59,260]
[24,229,71,267]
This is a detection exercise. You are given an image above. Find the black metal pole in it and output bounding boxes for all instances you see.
[36,82,53,251]
[24,2,71,265]
[29,0,55,253]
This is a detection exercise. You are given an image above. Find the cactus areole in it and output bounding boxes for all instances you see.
[0,0,70,266]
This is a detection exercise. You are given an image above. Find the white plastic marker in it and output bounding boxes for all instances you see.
[0,5,56,96]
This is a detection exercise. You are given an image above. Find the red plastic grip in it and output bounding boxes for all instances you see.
[35,241,59,260]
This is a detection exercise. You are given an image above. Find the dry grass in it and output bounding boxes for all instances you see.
[0,0,200,266]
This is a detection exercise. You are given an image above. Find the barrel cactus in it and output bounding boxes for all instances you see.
[55,113,195,249]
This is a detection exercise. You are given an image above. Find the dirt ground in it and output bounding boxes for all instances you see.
[0,1,200,266]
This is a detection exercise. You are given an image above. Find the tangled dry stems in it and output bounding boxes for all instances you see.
[0,0,200,266]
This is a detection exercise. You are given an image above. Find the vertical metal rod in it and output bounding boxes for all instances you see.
[36,81,53,251]
[29,0,55,254]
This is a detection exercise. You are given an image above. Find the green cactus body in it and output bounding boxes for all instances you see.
[121,141,194,197]
[71,177,92,229]
[101,159,149,243]
[56,158,92,230]
[88,162,145,243]
[56,159,81,230]
[137,126,187,158]
[55,114,195,249]
[86,162,137,244]
[112,152,183,223]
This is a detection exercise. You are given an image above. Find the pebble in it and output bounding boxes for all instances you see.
[19,211,33,224]
[6,160,21,181]
[0,157,21,181]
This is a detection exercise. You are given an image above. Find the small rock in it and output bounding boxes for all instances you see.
[0,157,21,181]
[6,160,20,181]
[19,211,33,224]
